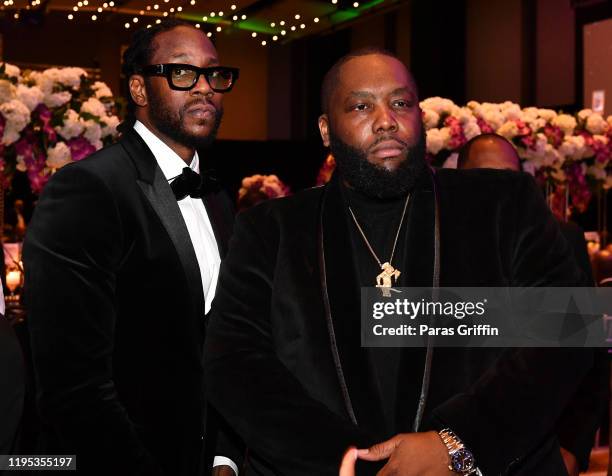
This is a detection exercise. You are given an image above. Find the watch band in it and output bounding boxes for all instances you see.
[438,428,480,475]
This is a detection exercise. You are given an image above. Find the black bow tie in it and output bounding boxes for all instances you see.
[170,167,220,200]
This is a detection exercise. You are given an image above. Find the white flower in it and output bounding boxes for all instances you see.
[100,115,120,138]
[497,121,519,139]
[3,63,21,79]
[44,91,71,108]
[58,67,86,89]
[0,99,30,145]
[82,119,102,145]
[586,113,607,135]
[422,109,440,130]
[463,120,481,140]
[419,97,459,116]
[55,109,84,140]
[522,161,536,176]
[92,81,113,99]
[479,108,504,130]
[559,135,587,160]
[80,97,107,119]
[0,80,16,104]
[16,84,44,112]
[46,142,73,169]
[552,114,577,136]
[501,102,522,121]
[537,109,557,122]
[578,109,593,121]
[426,127,450,155]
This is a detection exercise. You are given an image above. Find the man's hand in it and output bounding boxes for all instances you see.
[560,447,579,476]
[211,465,235,476]
[339,447,358,476]
[357,432,450,476]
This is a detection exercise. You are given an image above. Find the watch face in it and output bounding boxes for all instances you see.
[450,448,475,473]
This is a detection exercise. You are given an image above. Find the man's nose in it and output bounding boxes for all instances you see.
[190,72,214,97]
[373,106,398,133]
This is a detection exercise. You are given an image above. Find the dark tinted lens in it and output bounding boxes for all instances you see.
[170,66,197,88]
[207,68,235,91]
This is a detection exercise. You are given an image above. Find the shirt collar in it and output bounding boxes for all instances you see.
[133,120,199,181]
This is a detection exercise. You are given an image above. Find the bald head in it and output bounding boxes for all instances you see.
[457,133,520,171]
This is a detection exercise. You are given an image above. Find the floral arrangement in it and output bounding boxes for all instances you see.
[421,97,612,215]
[237,174,290,211]
[0,62,120,194]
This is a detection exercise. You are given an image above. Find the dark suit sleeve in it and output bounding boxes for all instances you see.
[23,165,162,475]
[429,174,595,475]
[204,211,371,475]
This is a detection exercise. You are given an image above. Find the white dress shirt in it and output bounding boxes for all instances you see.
[133,121,238,475]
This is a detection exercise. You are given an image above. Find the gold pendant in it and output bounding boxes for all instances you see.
[376,262,401,297]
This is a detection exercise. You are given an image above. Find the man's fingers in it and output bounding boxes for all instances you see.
[339,447,358,476]
[357,435,403,461]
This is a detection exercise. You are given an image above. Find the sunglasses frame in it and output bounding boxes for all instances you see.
[137,63,240,92]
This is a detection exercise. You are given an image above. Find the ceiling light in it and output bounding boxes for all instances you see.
[314,17,319,23]
[261,40,267,46]
[241,14,246,19]
[195,23,200,28]
[280,30,286,35]
[300,23,305,29]
[216,26,221,31]
[290,25,296,31]
[67,13,73,19]
[91,14,97,20]
[230,4,236,10]
[124,22,130,28]
[272,35,278,41]
[207,31,212,37]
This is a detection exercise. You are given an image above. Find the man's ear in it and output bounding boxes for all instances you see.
[129,75,148,107]
[318,114,330,147]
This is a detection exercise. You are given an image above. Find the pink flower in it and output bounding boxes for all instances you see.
[67,136,96,161]
[476,117,494,134]
[0,112,5,138]
[544,124,563,148]
[34,104,57,142]
[444,116,467,149]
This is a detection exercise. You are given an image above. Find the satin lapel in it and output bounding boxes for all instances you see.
[202,192,232,258]
[120,131,205,326]
[320,175,387,437]
[394,174,435,433]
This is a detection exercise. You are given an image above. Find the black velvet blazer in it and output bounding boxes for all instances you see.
[23,129,241,476]
[205,169,596,476]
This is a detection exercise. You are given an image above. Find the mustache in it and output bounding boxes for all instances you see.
[368,135,409,150]
[183,98,218,112]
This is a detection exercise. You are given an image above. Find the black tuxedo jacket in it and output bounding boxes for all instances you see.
[23,129,241,475]
[204,169,596,476]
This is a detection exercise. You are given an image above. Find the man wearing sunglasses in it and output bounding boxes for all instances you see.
[24,19,241,476]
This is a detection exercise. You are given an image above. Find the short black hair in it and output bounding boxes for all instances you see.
[118,19,202,133]
[320,47,413,115]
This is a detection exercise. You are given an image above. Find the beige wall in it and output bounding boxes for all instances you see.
[584,18,612,116]
[466,0,523,103]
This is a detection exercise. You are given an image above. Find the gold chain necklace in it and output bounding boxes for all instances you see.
[348,193,410,294]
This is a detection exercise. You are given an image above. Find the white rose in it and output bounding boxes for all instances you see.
[481,109,504,130]
[101,115,120,138]
[44,91,71,108]
[497,121,519,139]
[92,81,113,99]
[422,109,440,130]
[82,119,102,144]
[16,84,44,112]
[0,99,30,145]
[426,127,450,155]
[501,103,522,121]
[3,63,21,79]
[0,80,16,104]
[56,109,84,140]
[463,120,481,140]
[586,113,607,135]
[58,67,86,89]
[537,108,557,122]
[522,161,537,176]
[587,165,607,181]
[552,114,577,136]
[46,142,73,169]
[578,108,593,121]
[80,97,107,118]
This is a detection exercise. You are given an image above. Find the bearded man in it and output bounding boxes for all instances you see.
[204,48,593,475]
[24,20,242,476]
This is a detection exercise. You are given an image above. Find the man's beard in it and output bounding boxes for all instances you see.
[147,88,223,150]
[329,128,427,199]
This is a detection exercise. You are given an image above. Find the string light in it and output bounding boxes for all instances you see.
[210,11,215,16]
[132,16,138,22]
[272,35,278,41]
[153,4,158,9]
[72,6,78,11]
[290,25,296,31]
[241,14,246,19]
[279,20,285,25]
[280,30,286,35]
[218,11,223,16]
[230,4,236,10]
[294,14,300,19]
[261,40,266,46]
[251,32,257,37]
[108,1,114,6]
[124,22,130,28]
[216,26,221,31]
[206,32,212,37]
[156,18,161,23]
[190,0,195,4]
[67,13,73,19]
[202,15,207,21]
[353,1,359,6]
[300,23,305,29]
[147,24,152,28]
[91,14,97,20]
[270,22,275,27]
[177,6,182,11]
[314,17,319,23]
[195,23,200,28]
[169,7,174,12]
[162,11,168,16]
[232,15,238,20]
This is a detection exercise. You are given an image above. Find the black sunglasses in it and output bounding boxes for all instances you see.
[138,64,240,92]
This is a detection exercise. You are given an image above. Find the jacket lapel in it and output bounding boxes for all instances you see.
[120,130,205,325]
[202,191,233,258]
[319,175,387,438]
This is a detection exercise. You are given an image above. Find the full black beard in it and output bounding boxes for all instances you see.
[147,87,223,150]
[329,128,427,199]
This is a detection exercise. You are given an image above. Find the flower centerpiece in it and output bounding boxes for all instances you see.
[237,174,290,211]
[0,62,121,194]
